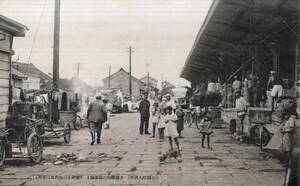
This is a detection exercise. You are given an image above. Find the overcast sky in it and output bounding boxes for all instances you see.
[0,0,212,87]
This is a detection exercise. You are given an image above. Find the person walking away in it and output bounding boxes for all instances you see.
[199,112,213,149]
[267,71,283,111]
[151,102,159,138]
[176,105,184,138]
[87,96,108,145]
[235,90,248,135]
[164,106,181,152]
[158,109,166,141]
[138,94,151,135]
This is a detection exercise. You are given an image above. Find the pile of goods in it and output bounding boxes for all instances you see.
[190,92,222,107]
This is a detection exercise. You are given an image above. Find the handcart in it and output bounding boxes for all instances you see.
[248,107,272,151]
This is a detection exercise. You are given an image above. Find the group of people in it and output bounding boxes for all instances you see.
[138,93,214,154]
[138,93,182,153]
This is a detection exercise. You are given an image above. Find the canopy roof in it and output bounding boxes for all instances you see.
[181,0,299,83]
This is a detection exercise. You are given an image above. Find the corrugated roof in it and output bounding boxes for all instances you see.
[181,0,299,83]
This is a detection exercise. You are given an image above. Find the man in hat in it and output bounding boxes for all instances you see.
[87,96,108,145]
[138,94,151,135]
[267,70,283,110]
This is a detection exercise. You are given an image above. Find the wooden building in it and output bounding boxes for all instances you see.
[140,75,158,88]
[103,68,146,99]
[0,15,28,129]
[12,62,52,90]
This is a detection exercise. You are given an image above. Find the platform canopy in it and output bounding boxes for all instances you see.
[181,0,299,83]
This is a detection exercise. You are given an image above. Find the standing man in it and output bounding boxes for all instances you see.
[87,96,108,145]
[138,94,151,135]
[235,90,248,135]
[267,71,283,110]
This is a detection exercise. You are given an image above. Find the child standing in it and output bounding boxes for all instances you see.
[164,106,181,152]
[151,102,160,138]
[157,109,166,141]
[199,112,213,149]
[176,105,185,138]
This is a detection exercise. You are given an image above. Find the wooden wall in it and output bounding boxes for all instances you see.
[0,32,12,129]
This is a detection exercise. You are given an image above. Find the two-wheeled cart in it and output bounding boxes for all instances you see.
[248,107,272,151]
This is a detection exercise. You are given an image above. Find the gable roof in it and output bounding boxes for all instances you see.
[140,75,158,83]
[12,62,52,80]
[103,68,144,85]
[0,15,28,36]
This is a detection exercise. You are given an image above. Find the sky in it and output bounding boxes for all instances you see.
[0,0,212,87]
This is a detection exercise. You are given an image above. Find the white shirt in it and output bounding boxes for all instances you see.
[235,97,248,112]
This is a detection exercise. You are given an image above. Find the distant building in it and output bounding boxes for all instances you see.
[140,75,158,88]
[0,15,28,129]
[12,62,52,90]
[102,68,145,99]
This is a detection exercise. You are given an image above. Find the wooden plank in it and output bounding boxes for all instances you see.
[0,61,9,70]
[0,95,9,105]
[0,88,9,96]
[0,120,5,130]
[0,104,8,113]
[0,70,9,79]
[0,52,9,62]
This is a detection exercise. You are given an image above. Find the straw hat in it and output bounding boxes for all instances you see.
[270,70,276,74]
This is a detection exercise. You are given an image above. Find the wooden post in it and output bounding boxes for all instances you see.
[129,46,132,97]
[53,0,60,89]
[108,66,111,88]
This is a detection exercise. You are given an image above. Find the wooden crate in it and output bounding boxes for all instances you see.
[248,107,272,124]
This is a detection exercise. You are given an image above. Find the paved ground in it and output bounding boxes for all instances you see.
[0,113,286,186]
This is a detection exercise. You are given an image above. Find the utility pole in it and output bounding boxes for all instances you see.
[76,63,80,77]
[161,73,164,89]
[127,46,134,97]
[53,0,60,89]
[108,66,111,88]
[147,63,150,94]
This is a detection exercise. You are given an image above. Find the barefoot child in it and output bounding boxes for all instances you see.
[164,106,181,152]
[151,102,160,138]
[176,105,185,138]
[199,112,213,149]
[157,109,166,140]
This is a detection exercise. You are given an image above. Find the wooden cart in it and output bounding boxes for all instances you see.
[248,107,272,151]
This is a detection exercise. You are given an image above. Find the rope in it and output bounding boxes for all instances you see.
[25,0,47,75]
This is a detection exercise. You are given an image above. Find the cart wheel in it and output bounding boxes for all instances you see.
[27,133,43,163]
[251,125,270,147]
[73,115,82,130]
[63,122,71,143]
[0,140,5,167]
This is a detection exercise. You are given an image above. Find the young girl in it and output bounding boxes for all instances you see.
[151,102,160,138]
[164,106,181,152]
[157,109,166,141]
[199,112,213,149]
[280,112,295,158]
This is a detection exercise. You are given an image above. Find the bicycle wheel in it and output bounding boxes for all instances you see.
[0,140,5,167]
[73,115,82,130]
[27,133,43,163]
[184,114,192,127]
[251,125,270,147]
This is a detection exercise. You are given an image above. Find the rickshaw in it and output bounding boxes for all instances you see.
[0,102,44,167]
